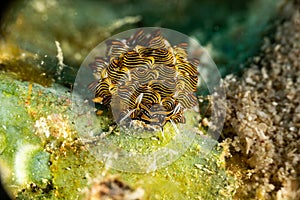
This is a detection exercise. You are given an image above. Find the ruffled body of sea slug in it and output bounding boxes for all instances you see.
[89,29,199,128]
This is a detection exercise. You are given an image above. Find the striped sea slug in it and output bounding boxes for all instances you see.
[88,29,199,128]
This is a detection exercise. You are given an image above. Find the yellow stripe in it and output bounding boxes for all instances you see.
[175,62,198,76]
[176,91,198,108]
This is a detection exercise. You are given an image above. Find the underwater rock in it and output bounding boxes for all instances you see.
[0,0,283,86]
[0,72,53,197]
[0,70,234,199]
[1,0,141,85]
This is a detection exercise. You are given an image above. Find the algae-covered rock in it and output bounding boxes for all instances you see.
[1,0,141,86]
[0,72,53,197]
[1,0,282,87]
[0,71,234,199]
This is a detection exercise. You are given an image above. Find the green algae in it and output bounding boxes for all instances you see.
[112,137,235,200]
[46,135,233,200]
[0,110,45,195]
[0,72,64,197]
[0,72,234,199]
[102,118,195,154]
[28,151,52,184]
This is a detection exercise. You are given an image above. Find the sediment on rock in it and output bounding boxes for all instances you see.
[222,1,300,199]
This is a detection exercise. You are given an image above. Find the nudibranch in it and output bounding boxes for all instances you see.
[88,29,199,127]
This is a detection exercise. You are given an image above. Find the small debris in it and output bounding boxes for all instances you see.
[84,176,144,200]
[55,41,66,80]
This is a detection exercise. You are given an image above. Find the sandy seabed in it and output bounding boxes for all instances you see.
[222,2,300,199]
